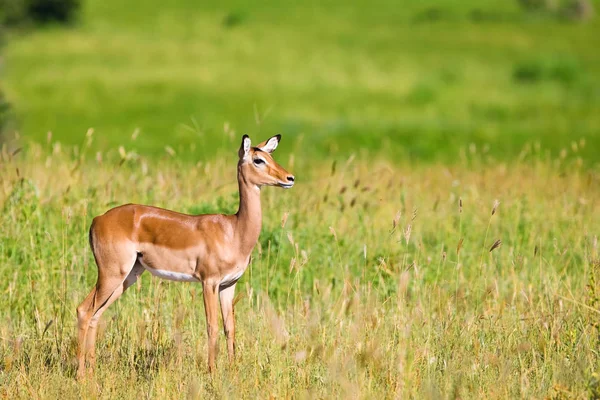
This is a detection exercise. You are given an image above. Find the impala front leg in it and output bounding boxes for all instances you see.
[202,281,220,372]
[219,284,236,364]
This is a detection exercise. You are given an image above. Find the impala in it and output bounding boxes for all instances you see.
[76,134,294,379]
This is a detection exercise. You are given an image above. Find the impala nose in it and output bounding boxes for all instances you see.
[286,175,295,183]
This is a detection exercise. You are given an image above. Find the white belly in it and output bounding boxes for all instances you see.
[145,268,200,282]
[138,257,199,282]
[220,268,245,287]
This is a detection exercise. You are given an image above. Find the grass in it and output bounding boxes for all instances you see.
[2,0,600,161]
[2,0,600,397]
[0,136,599,398]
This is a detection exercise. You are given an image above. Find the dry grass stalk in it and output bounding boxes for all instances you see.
[329,226,338,242]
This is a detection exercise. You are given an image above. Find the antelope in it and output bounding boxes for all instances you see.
[76,134,294,379]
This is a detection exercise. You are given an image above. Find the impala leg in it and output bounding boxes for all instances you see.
[85,263,145,374]
[76,255,138,380]
[219,283,236,364]
[76,287,97,380]
[203,281,220,372]
[76,276,125,379]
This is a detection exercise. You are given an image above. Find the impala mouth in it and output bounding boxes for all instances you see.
[278,182,294,189]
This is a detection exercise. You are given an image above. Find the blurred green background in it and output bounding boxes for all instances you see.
[1,0,599,162]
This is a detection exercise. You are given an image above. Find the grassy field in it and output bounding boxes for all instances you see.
[2,0,600,161]
[2,0,600,398]
[0,137,599,398]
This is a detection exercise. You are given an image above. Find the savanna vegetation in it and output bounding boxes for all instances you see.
[0,0,599,398]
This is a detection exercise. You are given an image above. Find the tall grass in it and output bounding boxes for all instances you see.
[0,136,599,398]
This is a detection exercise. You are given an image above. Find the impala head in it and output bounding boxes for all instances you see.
[238,134,295,189]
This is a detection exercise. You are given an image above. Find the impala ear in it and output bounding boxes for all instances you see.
[238,135,251,159]
[257,134,281,154]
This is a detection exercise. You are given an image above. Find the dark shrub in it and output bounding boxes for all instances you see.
[0,0,80,26]
[27,0,80,24]
[513,61,544,83]
[513,57,582,85]
[222,11,247,28]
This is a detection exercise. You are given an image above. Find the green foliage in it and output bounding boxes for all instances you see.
[0,0,80,26]
[29,0,80,23]
[513,56,582,84]
[221,10,247,28]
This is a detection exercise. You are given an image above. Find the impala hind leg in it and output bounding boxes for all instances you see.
[76,288,97,379]
[76,256,140,379]
[219,283,236,364]
[85,262,145,373]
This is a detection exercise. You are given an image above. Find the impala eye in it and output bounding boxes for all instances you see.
[253,158,265,166]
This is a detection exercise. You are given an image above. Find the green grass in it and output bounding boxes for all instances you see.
[3,0,600,161]
[0,139,599,397]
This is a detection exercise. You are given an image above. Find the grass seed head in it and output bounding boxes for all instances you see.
[164,146,176,157]
[489,239,502,252]
[492,199,500,215]
[404,224,412,244]
[281,212,289,228]
[329,226,338,242]
[393,210,401,230]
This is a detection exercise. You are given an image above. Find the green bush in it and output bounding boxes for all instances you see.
[27,0,80,23]
[0,0,80,26]
[513,56,582,85]
[513,60,544,83]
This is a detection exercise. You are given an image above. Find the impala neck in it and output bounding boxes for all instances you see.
[235,167,262,255]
